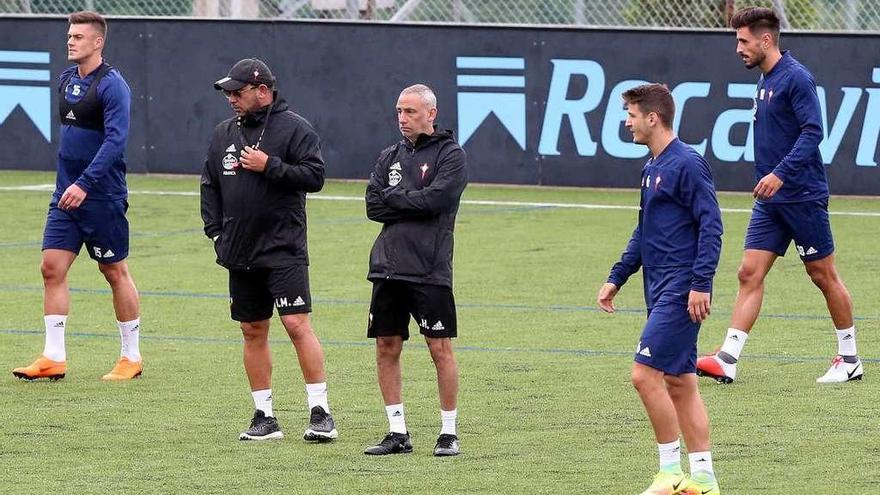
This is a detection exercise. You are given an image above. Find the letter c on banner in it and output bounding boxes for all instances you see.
[711,83,756,162]
[671,81,711,155]
[602,79,649,159]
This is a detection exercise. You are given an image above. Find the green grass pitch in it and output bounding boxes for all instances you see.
[0,170,877,494]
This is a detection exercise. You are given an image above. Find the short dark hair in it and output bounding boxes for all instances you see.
[730,7,780,42]
[69,10,107,38]
[621,83,675,129]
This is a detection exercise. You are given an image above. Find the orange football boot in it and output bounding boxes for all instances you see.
[12,356,67,381]
[102,357,143,381]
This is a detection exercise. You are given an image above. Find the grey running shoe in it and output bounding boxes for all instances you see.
[239,410,284,441]
[433,434,460,456]
[303,406,338,442]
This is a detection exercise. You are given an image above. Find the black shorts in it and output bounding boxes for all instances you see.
[228,265,311,322]
[368,279,457,340]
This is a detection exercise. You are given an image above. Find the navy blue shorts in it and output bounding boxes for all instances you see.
[744,199,834,262]
[42,199,129,263]
[636,267,700,376]
[635,302,700,376]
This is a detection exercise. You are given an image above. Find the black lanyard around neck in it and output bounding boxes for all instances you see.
[237,102,273,151]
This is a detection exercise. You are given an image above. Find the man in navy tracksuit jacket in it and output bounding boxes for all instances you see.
[13,11,143,382]
[597,84,723,495]
[697,7,862,385]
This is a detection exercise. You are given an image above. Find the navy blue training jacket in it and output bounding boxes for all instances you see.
[607,138,724,298]
[55,64,130,202]
[754,51,828,203]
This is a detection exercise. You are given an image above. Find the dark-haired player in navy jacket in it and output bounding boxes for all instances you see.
[12,11,142,382]
[697,7,862,385]
[597,83,722,495]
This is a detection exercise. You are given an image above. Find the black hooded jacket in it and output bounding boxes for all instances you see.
[200,98,325,270]
[366,128,468,287]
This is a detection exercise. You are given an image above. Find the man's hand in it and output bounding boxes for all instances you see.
[59,184,87,210]
[597,282,619,313]
[687,290,711,323]
[240,146,269,173]
[753,172,783,200]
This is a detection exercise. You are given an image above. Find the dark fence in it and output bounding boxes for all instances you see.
[1,17,878,194]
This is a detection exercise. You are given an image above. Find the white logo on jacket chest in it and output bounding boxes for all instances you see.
[642,173,662,191]
[389,162,402,186]
[222,153,239,175]
[388,170,401,186]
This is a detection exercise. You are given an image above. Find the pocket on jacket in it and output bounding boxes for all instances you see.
[395,225,437,276]
[215,217,233,262]
[213,234,223,259]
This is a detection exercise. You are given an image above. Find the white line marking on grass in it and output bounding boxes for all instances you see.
[286,194,880,217]
[131,189,196,196]
[2,185,879,217]
[0,184,54,191]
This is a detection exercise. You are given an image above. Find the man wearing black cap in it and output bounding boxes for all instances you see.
[201,58,338,442]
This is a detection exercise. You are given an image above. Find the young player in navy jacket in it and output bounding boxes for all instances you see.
[598,83,723,495]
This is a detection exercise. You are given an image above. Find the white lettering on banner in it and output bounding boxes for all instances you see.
[457,54,880,168]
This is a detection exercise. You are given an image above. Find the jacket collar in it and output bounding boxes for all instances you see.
[402,126,455,150]
[239,96,289,128]
[765,50,792,78]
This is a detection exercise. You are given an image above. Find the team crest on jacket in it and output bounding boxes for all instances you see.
[222,153,239,175]
[389,161,402,186]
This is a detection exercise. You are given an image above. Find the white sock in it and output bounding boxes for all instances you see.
[719,328,748,361]
[252,389,273,417]
[440,409,457,436]
[306,382,330,413]
[117,318,141,362]
[835,326,857,356]
[42,315,67,362]
[658,439,682,472]
[385,403,407,434]
[689,451,715,476]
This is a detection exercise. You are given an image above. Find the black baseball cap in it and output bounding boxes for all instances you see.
[214,58,276,91]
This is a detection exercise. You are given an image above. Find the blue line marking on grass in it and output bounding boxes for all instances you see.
[1,328,875,364]
[0,228,207,249]
[0,284,876,321]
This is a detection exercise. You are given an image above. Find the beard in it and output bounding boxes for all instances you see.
[744,52,765,70]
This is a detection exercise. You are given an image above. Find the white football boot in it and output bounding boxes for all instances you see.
[816,355,863,384]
